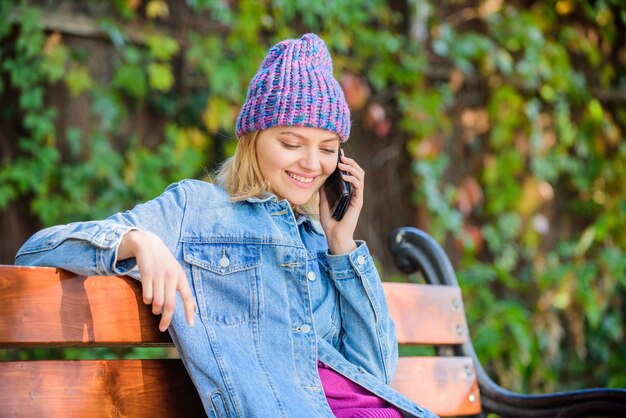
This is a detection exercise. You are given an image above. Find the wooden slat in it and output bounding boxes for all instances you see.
[0,359,204,417]
[383,282,469,345]
[391,356,481,416]
[0,358,480,418]
[0,266,470,346]
[0,265,169,346]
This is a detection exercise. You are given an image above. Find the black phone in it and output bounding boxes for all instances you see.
[324,151,353,221]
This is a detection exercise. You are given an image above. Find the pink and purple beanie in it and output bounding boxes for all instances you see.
[236,33,351,142]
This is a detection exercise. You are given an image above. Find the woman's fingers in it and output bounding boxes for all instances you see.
[178,274,196,327]
[159,273,178,332]
[151,274,165,316]
[341,172,362,188]
[131,231,196,331]
[338,158,365,191]
[339,155,364,175]
[149,267,196,332]
[141,270,154,305]
[318,153,365,254]
[338,158,364,204]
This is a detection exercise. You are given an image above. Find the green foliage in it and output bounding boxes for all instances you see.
[407,0,626,394]
[1,0,624,395]
[1,4,213,223]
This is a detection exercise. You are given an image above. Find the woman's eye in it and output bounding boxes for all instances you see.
[321,148,337,154]
[280,142,299,149]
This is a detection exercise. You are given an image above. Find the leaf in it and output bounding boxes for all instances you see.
[42,41,69,83]
[114,64,147,98]
[146,35,179,61]
[575,227,596,257]
[65,127,83,158]
[122,46,142,65]
[202,96,233,132]
[19,86,44,111]
[148,63,174,91]
[146,0,169,19]
[587,99,603,121]
[0,182,17,209]
[65,64,94,96]
[517,177,543,216]
[91,91,120,131]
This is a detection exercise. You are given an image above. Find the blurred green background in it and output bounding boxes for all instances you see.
[1,0,625,395]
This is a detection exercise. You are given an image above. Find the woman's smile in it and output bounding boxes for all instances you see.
[285,171,318,186]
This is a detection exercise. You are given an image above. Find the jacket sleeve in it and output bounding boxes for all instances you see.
[323,241,398,384]
[14,181,188,278]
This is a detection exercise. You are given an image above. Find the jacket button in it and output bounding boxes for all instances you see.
[300,324,311,334]
[219,256,230,268]
[307,271,316,281]
[105,231,117,241]
[356,255,366,265]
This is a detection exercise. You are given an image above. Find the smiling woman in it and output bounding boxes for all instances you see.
[14,33,437,418]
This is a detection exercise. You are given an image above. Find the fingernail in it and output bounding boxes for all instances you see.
[190,318,195,327]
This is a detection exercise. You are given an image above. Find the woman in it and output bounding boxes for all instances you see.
[16,33,436,418]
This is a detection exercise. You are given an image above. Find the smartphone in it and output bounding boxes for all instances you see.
[324,151,353,221]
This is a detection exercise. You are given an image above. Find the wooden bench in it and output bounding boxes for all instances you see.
[1,226,625,417]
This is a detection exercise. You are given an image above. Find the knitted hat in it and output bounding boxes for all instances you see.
[236,33,351,142]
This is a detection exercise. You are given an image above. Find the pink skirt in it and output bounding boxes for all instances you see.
[318,362,403,418]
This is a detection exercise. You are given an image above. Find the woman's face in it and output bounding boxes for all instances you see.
[256,126,340,205]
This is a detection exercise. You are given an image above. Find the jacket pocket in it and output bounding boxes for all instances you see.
[184,242,261,326]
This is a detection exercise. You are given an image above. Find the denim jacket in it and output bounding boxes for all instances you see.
[15,179,436,418]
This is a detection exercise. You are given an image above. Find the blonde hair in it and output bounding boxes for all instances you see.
[214,131,320,218]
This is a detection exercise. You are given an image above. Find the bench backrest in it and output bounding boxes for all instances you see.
[0,265,481,417]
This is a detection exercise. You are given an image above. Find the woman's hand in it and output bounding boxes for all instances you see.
[118,230,196,332]
[319,152,364,255]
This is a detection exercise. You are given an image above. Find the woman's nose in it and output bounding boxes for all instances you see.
[299,150,320,171]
